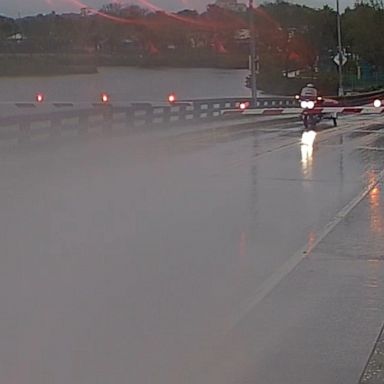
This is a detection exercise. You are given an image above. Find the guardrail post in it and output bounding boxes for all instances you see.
[78,112,89,135]
[204,101,213,118]
[197,102,212,119]
[192,102,203,120]
[125,107,133,123]
[162,106,171,125]
[210,101,224,118]
[102,106,113,133]
[50,117,62,138]
[131,103,153,127]
[18,120,31,144]
[177,104,188,122]
[145,106,154,126]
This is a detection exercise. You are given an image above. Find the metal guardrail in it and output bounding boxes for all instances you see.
[0,97,298,144]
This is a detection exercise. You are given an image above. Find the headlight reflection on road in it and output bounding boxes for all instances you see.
[301,144,313,168]
[368,177,383,234]
[301,130,316,176]
[301,130,316,146]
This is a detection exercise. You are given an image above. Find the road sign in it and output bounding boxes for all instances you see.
[334,53,347,66]
[245,74,252,89]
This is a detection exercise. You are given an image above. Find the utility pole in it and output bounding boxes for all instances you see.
[336,0,344,96]
[249,0,257,107]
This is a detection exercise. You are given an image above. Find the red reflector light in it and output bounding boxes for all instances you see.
[101,93,110,103]
[35,93,44,103]
[168,93,176,103]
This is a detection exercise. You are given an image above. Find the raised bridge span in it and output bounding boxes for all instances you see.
[1,105,384,384]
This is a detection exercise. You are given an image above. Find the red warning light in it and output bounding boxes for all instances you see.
[168,93,176,104]
[101,93,110,104]
[239,102,249,110]
[35,93,44,103]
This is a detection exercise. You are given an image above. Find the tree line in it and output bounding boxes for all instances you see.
[0,0,383,92]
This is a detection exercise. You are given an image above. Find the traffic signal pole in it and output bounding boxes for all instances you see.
[336,0,344,96]
[249,0,257,107]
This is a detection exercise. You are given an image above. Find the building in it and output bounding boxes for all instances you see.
[215,0,247,12]
[80,7,91,17]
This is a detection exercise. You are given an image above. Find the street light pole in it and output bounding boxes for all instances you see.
[249,0,257,107]
[336,0,344,96]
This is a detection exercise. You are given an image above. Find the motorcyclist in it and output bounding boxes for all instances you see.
[300,84,320,129]
[300,83,318,100]
[299,83,337,129]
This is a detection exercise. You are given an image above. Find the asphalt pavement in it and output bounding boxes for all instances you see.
[0,114,384,383]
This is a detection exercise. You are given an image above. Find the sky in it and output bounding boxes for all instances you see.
[1,0,356,18]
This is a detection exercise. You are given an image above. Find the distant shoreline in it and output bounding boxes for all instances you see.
[0,64,98,77]
[0,53,248,77]
[0,54,97,77]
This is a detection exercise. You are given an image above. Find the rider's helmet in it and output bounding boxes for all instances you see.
[306,83,314,87]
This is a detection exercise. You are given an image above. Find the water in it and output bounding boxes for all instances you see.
[0,67,251,104]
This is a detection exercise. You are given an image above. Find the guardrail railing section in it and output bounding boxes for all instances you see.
[0,96,297,144]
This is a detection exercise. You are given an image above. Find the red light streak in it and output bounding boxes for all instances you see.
[63,0,247,30]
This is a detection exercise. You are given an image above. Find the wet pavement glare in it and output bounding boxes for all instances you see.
[0,117,384,383]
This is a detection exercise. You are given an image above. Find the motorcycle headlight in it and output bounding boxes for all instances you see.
[307,101,315,109]
[300,100,308,109]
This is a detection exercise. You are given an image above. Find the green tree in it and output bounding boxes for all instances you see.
[343,3,384,67]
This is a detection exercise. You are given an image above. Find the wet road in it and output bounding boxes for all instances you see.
[1,115,384,383]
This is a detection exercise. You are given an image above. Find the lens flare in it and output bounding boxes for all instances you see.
[66,0,245,29]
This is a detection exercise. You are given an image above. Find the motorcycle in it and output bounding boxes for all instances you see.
[297,96,338,130]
